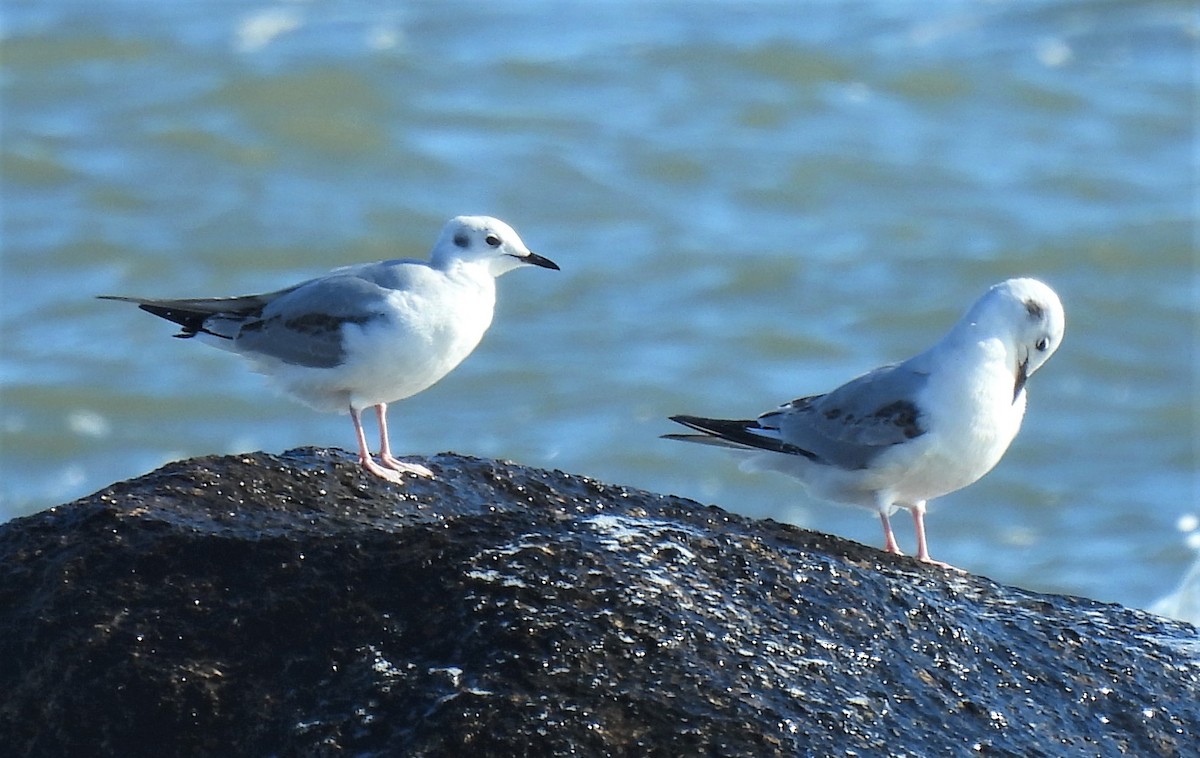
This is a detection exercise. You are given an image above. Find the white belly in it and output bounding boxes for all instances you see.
[252,275,497,413]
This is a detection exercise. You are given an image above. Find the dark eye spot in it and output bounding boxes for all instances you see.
[485,233,501,247]
[1035,338,1048,351]
[453,232,469,248]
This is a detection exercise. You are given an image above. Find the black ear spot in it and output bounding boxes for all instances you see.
[453,232,470,248]
[1024,298,1045,320]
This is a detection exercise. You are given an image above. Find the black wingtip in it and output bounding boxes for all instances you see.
[135,303,208,333]
[668,415,736,435]
[666,414,819,460]
[101,297,209,337]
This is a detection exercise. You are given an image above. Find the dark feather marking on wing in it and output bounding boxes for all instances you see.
[870,400,925,439]
[767,396,925,442]
[232,310,385,368]
[240,312,376,338]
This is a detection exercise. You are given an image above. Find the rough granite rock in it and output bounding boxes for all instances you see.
[0,449,1196,757]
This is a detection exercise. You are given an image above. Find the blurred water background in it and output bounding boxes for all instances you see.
[2,1,1196,615]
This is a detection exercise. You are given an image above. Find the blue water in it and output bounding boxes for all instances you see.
[2,1,1196,613]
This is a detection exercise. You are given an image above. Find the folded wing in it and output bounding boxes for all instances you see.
[667,362,930,471]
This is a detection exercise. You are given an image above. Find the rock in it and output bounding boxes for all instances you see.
[0,448,1196,756]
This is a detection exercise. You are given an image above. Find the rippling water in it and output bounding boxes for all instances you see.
[2,1,1196,611]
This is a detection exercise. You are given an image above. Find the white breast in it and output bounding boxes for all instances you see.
[888,336,1025,504]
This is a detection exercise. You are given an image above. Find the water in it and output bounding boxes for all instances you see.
[1,1,1195,613]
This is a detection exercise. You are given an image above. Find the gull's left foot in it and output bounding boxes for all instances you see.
[360,456,406,484]
[919,556,966,573]
[379,455,434,478]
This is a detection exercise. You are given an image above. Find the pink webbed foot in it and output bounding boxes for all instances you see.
[879,512,904,555]
[349,404,431,484]
[918,555,966,572]
[879,507,965,572]
[911,506,966,573]
[378,454,434,479]
[358,454,406,484]
[375,403,433,478]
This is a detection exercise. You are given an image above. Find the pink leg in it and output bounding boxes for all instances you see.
[911,504,963,572]
[350,405,404,483]
[374,403,433,478]
[879,511,904,555]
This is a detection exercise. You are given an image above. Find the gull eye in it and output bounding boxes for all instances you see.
[485,233,502,248]
[1035,338,1048,352]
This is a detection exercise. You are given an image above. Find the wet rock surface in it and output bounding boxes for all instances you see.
[1,448,1196,757]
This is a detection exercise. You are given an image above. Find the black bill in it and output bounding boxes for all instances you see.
[520,251,560,271]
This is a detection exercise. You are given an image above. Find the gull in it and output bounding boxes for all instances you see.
[665,278,1065,568]
[100,215,559,483]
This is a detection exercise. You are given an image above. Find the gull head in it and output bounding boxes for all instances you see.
[432,215,559,277]
[966,278,1065,402]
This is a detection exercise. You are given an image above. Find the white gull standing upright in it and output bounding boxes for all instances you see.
[665,278,1065,569]
[101,215,559,483]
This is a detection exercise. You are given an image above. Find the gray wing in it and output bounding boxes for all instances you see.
[759,362,930,470]
[668,361,930,471]
[231,272,399,368]
[100,260,424,369]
